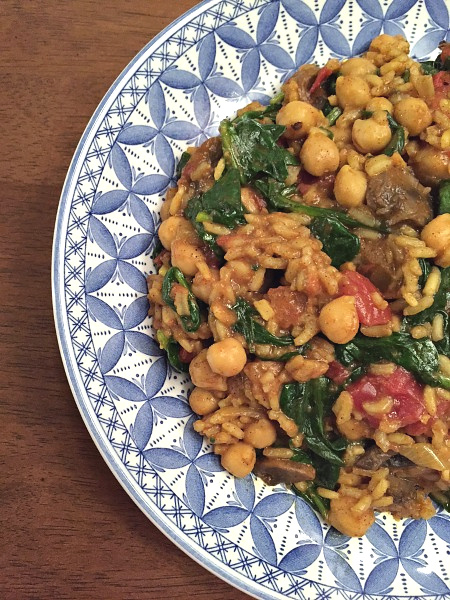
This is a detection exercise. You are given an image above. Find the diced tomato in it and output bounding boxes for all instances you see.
[339,271,392,326]
[267,287,306,329]
[309,67,333,95]
[347,367,425,428]
[405,394,450,436]
[326,360,351,385]
[432,71,450,110]
[433,71,450,91]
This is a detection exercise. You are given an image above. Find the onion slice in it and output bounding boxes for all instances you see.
[398,443,446,471]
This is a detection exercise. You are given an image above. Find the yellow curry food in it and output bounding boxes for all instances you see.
[148,34,450,537]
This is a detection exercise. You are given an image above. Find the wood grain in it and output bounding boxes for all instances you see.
[1,2,252,598]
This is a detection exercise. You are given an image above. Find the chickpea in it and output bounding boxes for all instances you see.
[221,442,256,478]
[394,97,432,136]
[243,419,277,449]
[340,57,377,78]
[300,133,340,176]
[158,216,194,250]
[410,144,450,187]
[276,100,323,139]
[334,165,367,208]
[319,296,359,344]
[335,75,371,109]
[421,214,450,268]
[206,338,247,377]
[366,96,393,114]
[171,238,205,276]
[189,387,219,416]
[352,117,391,154]
[189,349,228,392]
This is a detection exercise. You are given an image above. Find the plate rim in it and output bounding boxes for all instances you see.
[51,1,289,598]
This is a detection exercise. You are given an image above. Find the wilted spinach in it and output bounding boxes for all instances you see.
[418,258,432,289]
[335,332,450,390]
[162,267,201,333]
[439,179,450,214]
[220,118,298,184]
[292,481,330,518]
[420,55,450,75]
[184,167,244,257]
[254,178,384,230]
[280,377,347,516]
[280,378,346,466]
[150,237,164,260]
[384,112,406,156]
[232,297,294,352]
[431,490,450,512]
[157,331,189,373]
[232,92,284,124]
[175,151,191,180]
[254,179,363,266]
[309,216,360,268]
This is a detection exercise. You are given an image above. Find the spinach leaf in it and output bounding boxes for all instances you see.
[420,56,450,75]
[402,69,410,82]
[150,237,163,260]
[335,332,450,390]
[193,167,245,228]
[384,127,405,156]
[309,215,360,267]
[162,267,201,333]
[323,71,340,95]
[405,267,450,358]
[253,178,386,231]
[418,258,431,289]
[220,118,298,184]
[280,378,346,466]
[292,482,330,518]
[232,297,294,351]
[384,112,405,156]
[420,60,441,75]
[233,92,284,124]
[175,151,191,180]
[431,491,450,512]
[185,196,223,258]
[184,168,244,257]
[291,445,342,491]
[439,179,450,214]
[157,331,189,373]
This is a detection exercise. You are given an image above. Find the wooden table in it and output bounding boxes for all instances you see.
[2,2,251,598]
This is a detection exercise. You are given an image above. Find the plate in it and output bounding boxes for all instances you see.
[52,1,450,598]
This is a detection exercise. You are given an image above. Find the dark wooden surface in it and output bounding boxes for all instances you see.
[1,2,252,598]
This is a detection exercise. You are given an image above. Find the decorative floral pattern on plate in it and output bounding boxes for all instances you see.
[53,1,450,598]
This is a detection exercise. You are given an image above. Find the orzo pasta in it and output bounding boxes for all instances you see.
[148,35,450,537]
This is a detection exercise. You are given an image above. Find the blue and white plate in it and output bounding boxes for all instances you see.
[52,1,450,598]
